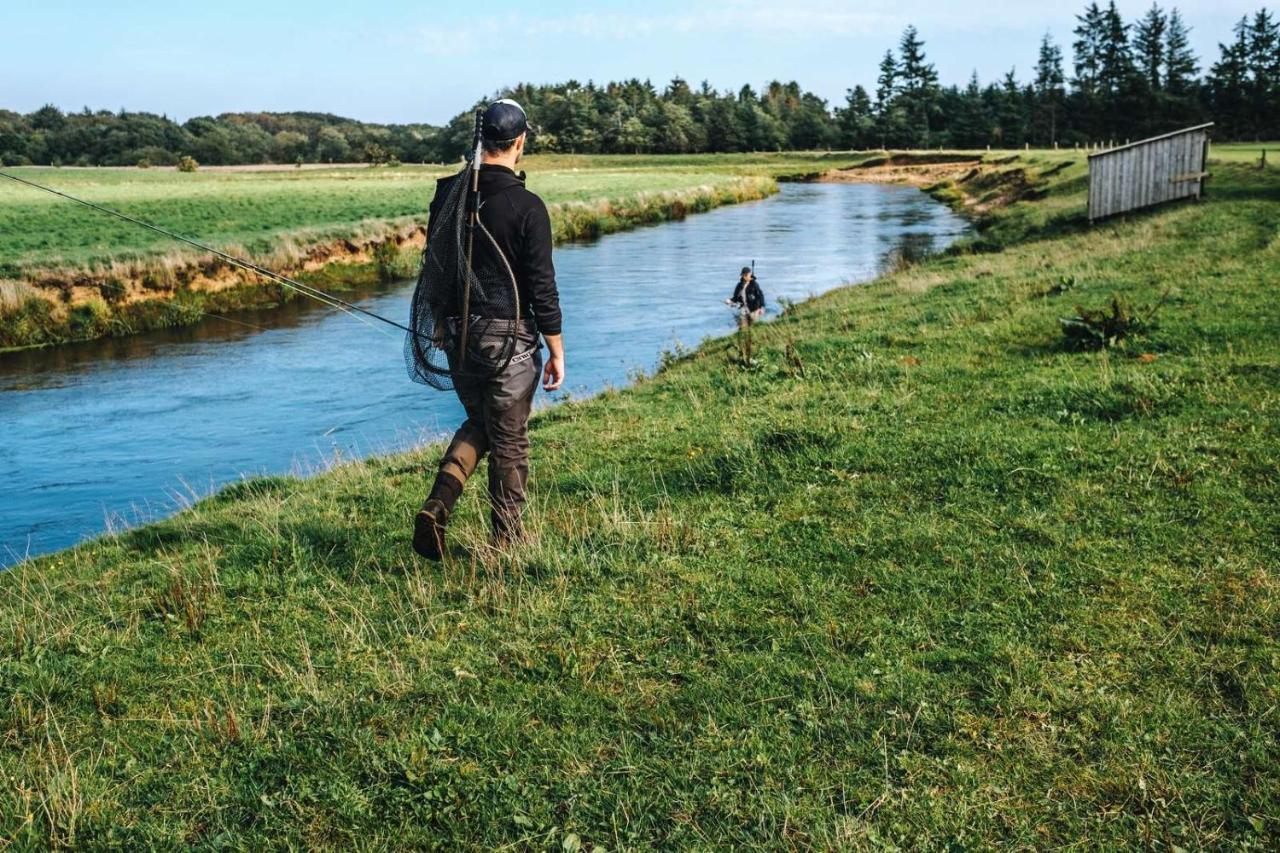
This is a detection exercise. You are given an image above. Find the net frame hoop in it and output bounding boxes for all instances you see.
[407,160,528,386]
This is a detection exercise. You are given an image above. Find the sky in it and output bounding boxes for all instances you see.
[1,0,1261,125]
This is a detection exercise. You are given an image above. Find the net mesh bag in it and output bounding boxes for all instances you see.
[405,165,523,390]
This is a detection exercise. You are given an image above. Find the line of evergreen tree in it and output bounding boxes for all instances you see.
[1,3,1276,167]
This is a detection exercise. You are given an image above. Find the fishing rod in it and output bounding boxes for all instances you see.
[0,169,421,340]
[457,108,484,368]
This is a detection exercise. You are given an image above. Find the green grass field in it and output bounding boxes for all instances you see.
[1,148,1277,848]
[1206,141,1280,164]
[0,153,857,279]
[2,146,1266,279]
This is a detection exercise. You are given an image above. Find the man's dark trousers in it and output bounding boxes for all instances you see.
[433,321,542,539]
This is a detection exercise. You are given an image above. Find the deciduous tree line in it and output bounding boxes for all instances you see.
[1,3,1275,167]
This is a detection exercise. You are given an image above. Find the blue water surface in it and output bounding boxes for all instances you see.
[0,182,968,565]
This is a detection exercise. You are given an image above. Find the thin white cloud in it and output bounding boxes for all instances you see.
[416,0,1259,50]
[415,2,911,56]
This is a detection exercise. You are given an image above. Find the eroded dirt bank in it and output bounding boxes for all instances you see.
[27,226,426,310]
[817,153,1063,215]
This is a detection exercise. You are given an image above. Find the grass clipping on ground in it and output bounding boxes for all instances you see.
[1,158,1278,848]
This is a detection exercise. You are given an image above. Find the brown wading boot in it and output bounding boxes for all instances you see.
[412,499,450,561]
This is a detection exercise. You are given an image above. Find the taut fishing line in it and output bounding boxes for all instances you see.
[0,170,416,341]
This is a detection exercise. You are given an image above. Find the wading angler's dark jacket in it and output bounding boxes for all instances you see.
[427,163,562,336]
[730,277,765,313]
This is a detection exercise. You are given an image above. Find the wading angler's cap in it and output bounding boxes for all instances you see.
[482,99,530,143]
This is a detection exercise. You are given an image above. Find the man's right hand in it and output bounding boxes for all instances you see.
[542,333,565,391]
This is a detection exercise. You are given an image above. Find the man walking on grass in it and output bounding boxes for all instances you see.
[412,99,565,560]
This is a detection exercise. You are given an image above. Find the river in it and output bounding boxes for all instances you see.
[0,181,969,565]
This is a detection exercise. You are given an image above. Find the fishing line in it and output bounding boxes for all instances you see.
[197,310,274,333]
[0,170,419,341]
[200,305,391,340]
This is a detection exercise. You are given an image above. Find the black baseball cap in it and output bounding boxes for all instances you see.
[482,99,530,143]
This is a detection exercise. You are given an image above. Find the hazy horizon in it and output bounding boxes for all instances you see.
[3,0,1262,125]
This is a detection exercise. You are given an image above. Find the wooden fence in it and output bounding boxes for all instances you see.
[1088,123,1213,222]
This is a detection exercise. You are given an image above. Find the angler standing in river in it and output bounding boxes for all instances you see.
[407,99,565,560]
[727,265,765,328]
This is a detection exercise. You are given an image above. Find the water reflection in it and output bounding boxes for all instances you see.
[0,182,968,565]
[0,281,395,391]
[880,232,942,270]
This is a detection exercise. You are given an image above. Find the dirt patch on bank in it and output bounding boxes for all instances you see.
[818,155,1047,214]
[25,225,426,310]
[823,157,981,188]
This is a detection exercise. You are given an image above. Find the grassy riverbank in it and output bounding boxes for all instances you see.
[2,146,1266,351]
[2,152,1278,847]
[0,155,841,276]
[0,157,819,350]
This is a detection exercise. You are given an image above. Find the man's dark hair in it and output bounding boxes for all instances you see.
[482,137,519,156]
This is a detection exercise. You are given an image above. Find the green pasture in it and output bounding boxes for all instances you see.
[0,154,862,278]
[1208,141,1280,164]
[3,144,1262,280]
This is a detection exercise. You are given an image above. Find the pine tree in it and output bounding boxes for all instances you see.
[1072,2,1108,139]
[875,51,898,112]
[951,72,991,148]
[1133,3,1168,90]
[874,50,903,148]
[837,86,874,149]
[996,70,1029,148]
[1208,17,1252,138]
[1158,6,1204,128]
[702,96,744,153]
[1098,1,1143,137]
[1245,9,1280,138]
[896,26,941,147]
[806,93,837,149]
[665,77,694,107]
[1164,8,1199,95]
[1073,2,1106,98]
[1034,34,1067,144]
[1098,1,1136,96]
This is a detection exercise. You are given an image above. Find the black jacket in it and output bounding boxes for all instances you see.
[730,277,765,313]
[427,164,562,336]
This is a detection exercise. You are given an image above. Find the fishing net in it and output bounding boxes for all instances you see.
[405,165,523,390]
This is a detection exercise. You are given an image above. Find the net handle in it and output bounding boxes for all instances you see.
[458,108,484,368]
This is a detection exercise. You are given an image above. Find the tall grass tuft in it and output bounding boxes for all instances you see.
[0,279,37,313]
